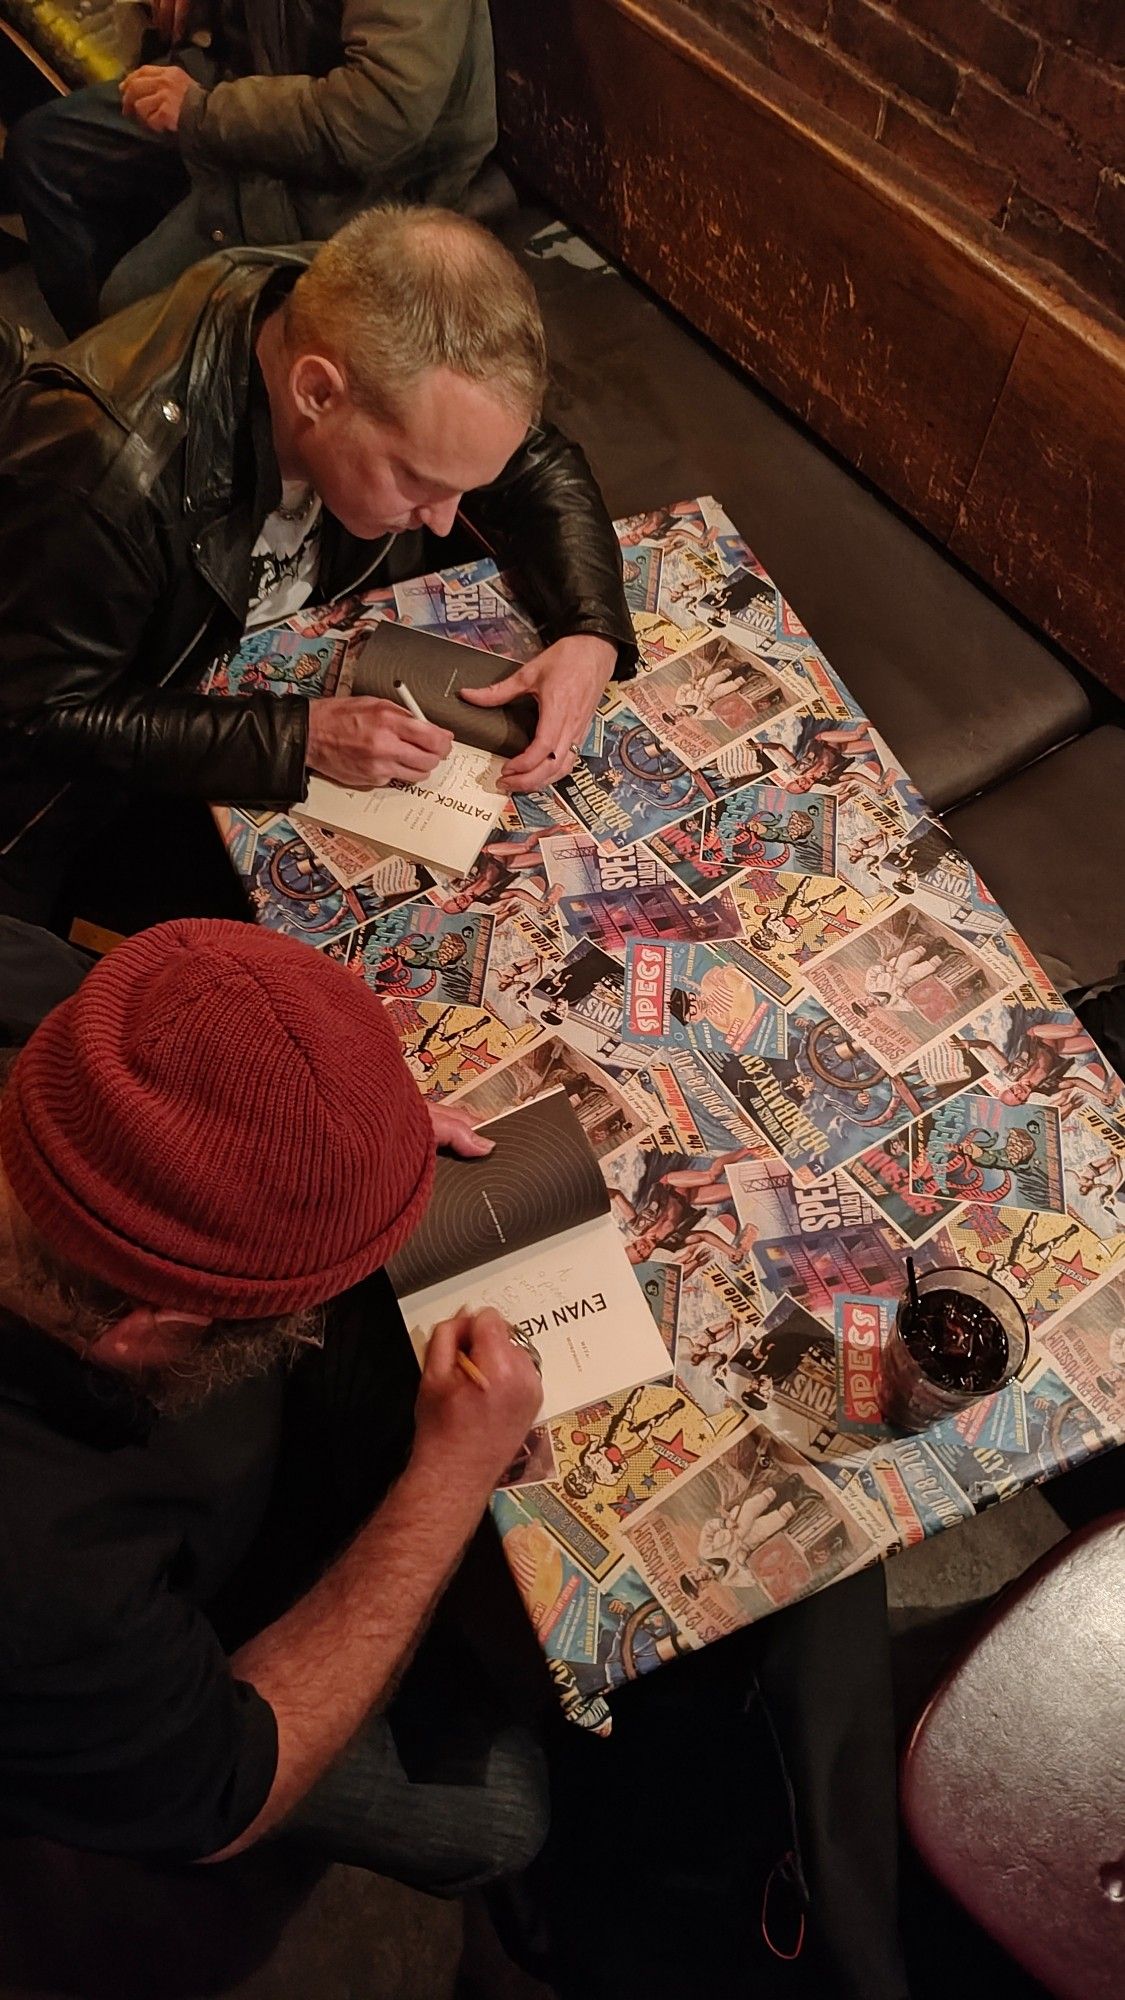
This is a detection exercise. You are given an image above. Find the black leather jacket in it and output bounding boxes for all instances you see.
[0,249,636,870]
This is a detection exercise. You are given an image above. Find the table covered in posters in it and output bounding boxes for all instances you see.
[205,497,1125,1733]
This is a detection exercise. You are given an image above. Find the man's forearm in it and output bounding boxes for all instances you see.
[205,1454,487,1860]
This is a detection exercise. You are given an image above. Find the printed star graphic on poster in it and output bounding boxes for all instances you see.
[1054,1250,1102,1291]
[610,1486,642,1518]
[650,1430,700,1477]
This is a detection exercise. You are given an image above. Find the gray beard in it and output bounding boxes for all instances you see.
[129,1311,325,1416]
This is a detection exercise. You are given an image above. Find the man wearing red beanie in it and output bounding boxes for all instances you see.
[0,915,546,1885]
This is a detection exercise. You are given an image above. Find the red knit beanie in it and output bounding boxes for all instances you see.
[0,919,435,1316]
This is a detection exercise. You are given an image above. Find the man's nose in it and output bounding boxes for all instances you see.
[420,496,461,537]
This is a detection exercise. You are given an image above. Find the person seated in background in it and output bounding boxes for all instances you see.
[0,205,635,926]
[5,0,498,338]
[0,913,548,1881]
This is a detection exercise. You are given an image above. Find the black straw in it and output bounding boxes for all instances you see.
[906,1256,920,1323]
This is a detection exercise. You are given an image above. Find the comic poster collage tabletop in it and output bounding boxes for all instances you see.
[205,498,1125,1733]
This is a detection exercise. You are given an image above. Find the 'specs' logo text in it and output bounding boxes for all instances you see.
[627,943,670,1039]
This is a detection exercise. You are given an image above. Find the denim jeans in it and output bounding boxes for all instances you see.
[282,1632,549,1895]
[5,73,225,336]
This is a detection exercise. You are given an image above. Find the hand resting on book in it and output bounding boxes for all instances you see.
[461,634,616,794]
[428,1102,496,1159]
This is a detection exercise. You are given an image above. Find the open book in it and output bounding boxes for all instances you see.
[301,624,537,872]
[387,1090,672,1422]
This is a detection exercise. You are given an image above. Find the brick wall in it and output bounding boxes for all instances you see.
[693,0,1125,318]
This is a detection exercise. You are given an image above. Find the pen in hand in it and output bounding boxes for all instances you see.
[457,1351,490,1391]
[393,678,430,726]
[448,1300,490,1391]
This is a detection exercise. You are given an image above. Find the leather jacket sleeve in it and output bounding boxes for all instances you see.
[0,472,309,809]
[459,421,638,677]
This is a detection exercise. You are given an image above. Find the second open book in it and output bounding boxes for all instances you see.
[387,1090,671,1422]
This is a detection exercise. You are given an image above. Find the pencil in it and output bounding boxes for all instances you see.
[393,678,430,725]
[457,1351,490,1391]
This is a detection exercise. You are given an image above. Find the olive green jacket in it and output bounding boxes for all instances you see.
[177,0,496,246]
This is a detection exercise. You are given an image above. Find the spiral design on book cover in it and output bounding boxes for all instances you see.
[387,1089,608,1296]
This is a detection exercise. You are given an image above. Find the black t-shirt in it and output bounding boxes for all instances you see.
[0,1309,283,1860]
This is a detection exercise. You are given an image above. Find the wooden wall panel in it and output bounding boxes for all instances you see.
[952,317,1125,697]
[492,0,1125,691]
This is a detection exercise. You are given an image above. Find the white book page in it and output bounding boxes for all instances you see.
[303,742,505,872]
[398,1212,672,1423]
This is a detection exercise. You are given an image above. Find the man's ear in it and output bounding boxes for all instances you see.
[289,352,347,424]
[90,1305,213,1372]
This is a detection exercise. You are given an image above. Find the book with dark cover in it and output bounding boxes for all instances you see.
[388,1090,670,1422]
[350,623,537,758]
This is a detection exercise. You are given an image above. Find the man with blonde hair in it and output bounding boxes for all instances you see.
[0,206,636,924]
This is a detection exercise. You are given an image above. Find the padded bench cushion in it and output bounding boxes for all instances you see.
[945,726,1125,994]
[516,220,1093,814]
[902,1514,1125,2000]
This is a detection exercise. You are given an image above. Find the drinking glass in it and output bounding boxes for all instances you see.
[879,1266,1030,1432]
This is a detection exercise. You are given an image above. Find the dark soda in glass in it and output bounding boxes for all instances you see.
[900,1287,1009,1393]
[879,1267,1029,1430]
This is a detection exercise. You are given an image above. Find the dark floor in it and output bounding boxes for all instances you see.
[0,59,1113,1998]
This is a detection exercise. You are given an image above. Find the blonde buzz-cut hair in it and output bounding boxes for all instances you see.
[286,205,549,427]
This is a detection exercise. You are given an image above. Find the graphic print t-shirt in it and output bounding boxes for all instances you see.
[245,480,323,629]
